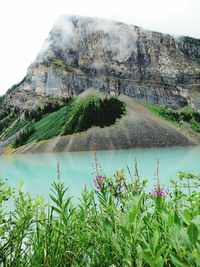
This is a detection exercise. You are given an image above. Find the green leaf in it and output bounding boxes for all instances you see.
[183,209,191,222]
[142,252,155,267]
[174,212,181,226]
[192,215,200,230]
[123,258,132,267]
[155,245,167,261]
[168,212,174,227]
[129,206,138,223]
[188,223,198,246]
[156,256,164,267]
[170,253,190,267]
[152,231,159,253]
[104,218,113,235]
[180,209,191,225]
[50,194,61,207]
[179,228,192,249]
[119,225,131,240]
[52,206,61,214]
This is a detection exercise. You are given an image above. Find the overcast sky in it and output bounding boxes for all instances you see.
[0,0,199,95]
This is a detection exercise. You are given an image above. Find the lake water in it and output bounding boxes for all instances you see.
[0,146,200,200]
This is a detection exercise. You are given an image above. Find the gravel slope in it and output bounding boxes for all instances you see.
[8,95,197,154]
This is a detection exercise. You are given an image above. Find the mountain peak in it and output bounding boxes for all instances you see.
[36,15,140,64]
[1,15,200,112]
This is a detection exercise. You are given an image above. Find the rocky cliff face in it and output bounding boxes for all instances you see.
[1,15,200,112]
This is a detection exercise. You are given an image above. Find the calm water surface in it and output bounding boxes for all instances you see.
[0,146,200,199]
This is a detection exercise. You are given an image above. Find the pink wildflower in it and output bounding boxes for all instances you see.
[97,175,103,181]
[93,179,101,190]
[152,186,167,198]
[159,187,167,196]
[152,187,158,198]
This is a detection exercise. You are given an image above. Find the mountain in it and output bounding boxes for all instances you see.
[1,15,200,112]
[0,15,200,154]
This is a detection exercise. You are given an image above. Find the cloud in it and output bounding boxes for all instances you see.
[36,15,75,62]
[36,15,139,63]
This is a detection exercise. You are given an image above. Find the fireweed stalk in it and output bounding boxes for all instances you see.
[151,159,167,213]
[93,175,103,191]
[152,186,167,198]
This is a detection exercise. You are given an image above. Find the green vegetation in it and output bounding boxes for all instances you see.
[0,98,68,142]
[0,111,19,137]
[0,95,4,104]
[148,103,200,132]
[0,115,16,135]
[0,166,200,266]
[24,100,67,122]
[28,103,74,142]
[8,94,125,147]
[181,36,200,46]
[147,104,180,123]
[1,119,27,141]
[13,123,36,148]
[62,95,126,135]
[48,59,76,73]
[0,99,70,142]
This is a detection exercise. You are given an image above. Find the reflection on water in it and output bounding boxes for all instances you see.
[0,146,200,199]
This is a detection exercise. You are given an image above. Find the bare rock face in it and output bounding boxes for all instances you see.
[2,15,200,112]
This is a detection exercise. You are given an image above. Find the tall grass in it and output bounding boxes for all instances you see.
[0,165,200,266]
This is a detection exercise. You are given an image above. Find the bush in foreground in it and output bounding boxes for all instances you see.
[0,168,200,266]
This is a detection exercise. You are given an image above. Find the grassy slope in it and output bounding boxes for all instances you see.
[28,103,74,142]
[62,94,126,135]
[0,99,75,143]
[147,103,200,132]
[2,93,200,150]
[2,92,125,146]
[0,114,21,140]
[29,94,125,142]
[0,119,27,141]
[147,104,180,125]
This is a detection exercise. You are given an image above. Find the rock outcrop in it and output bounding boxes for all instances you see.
[1,15,200,112]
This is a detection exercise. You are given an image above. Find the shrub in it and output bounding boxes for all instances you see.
[179,107,194,122]
[190,118,200,132]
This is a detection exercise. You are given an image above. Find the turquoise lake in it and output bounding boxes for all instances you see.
[0,146,200,200]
